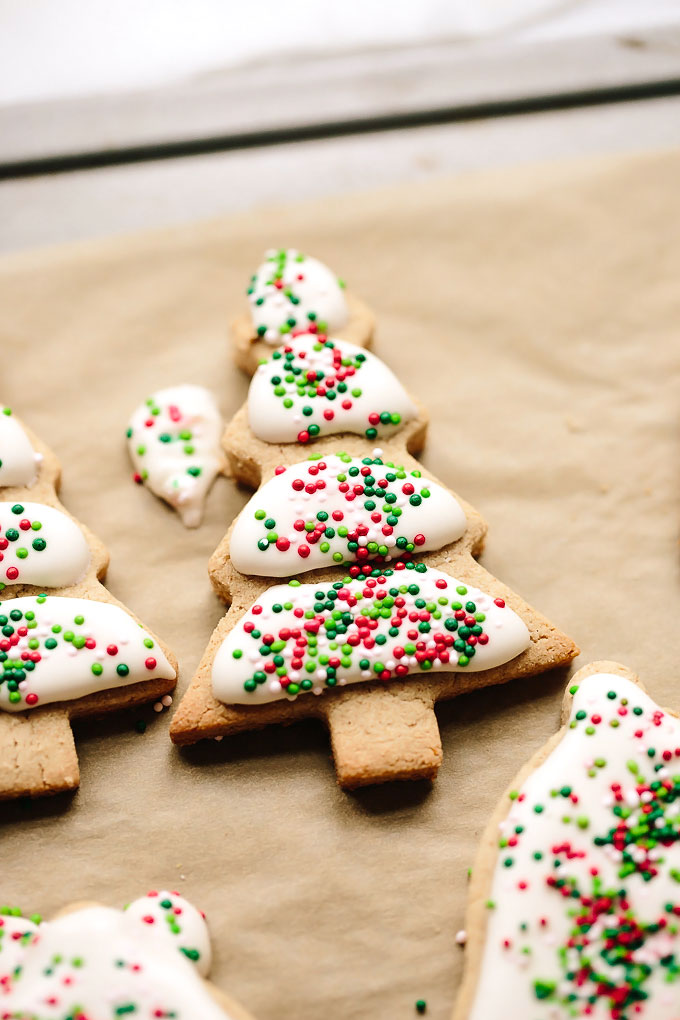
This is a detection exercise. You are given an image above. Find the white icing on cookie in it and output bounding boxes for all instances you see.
[1,904,231,1018]
[468,672,680,1020]
[0,501,90,591]
[0,407,40,488]
[0,913,39,988]
[230,453,467,577]
[127,385,223,528]
[248,335,417,445]
[247,248,349,343]
[0,595,175,712]
[125,889,212,977]
[212,564,529,705]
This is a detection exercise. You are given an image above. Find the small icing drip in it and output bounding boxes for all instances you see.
[0,899,231,1018]
[125,889,212,977]
[247,248,348,343]
[212,563,529,705]
[0,595,175,711]
[468,672,680,1020]
[230,453,467,577]
[0,407,40,488]
[127,384,222,528]
[0,501,90,591]
[247,334,417,445]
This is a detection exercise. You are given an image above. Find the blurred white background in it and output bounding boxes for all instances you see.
[1,0,678,105]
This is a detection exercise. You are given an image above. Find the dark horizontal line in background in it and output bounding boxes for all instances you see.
[2,76,680,181]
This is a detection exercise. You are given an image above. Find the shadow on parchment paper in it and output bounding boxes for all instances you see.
[0,708,176,828]
[351,666,572,815]
[177,716,331,768]
[440,665,572,733]
[0,669,572,828]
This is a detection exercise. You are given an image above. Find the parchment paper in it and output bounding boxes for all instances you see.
[1,149,680,1020]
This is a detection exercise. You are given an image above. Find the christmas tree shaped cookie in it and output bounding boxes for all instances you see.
[0,890,255,1018]
[171,335,577,787]
[0,407,177,800]
[454,661,680,1020]
[230,249,375,375]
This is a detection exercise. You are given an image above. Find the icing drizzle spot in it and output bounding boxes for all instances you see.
[0,501,90,591]
[127,384,222,528]
[247,247,348,343]
[230,453,467,577]
[247,335,417,445]
[0,595,175,711]
[0,407,40,489]
[212,562,529,705]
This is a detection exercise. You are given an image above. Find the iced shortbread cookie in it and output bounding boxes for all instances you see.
[173,415,577,788]
[454,661,680,1020]
[174,305,576,788]
[127,384,224,527]
[230,248,374,376]
[0,892,255,1019]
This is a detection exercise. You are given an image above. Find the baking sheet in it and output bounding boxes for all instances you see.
[1,149,680,1020]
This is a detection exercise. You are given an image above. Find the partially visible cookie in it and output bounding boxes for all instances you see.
[231,249,374,376]
[0,407,178,801]
[127,384,225,527]
[454,661,680,1019]
[0,892,255,1019]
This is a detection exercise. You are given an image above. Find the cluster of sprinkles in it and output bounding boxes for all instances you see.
[222,562,509,699]
[249,454,437,564]
[472,674,680,1020]
[0,597,158,708]
[0,504,46,589]
[124,890,210,973]
[128,395,203,487]
[247,248,346,341]
[263,338,402,444]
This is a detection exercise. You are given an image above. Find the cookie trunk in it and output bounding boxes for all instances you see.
[0,708,79,799]
[325,687,442,788]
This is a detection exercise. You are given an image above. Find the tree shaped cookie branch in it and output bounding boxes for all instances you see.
[230,248,375,376]
[454,661,680,1020]
[0,406,177,801]
[0,889,255,1019]
[171,335,577,787]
